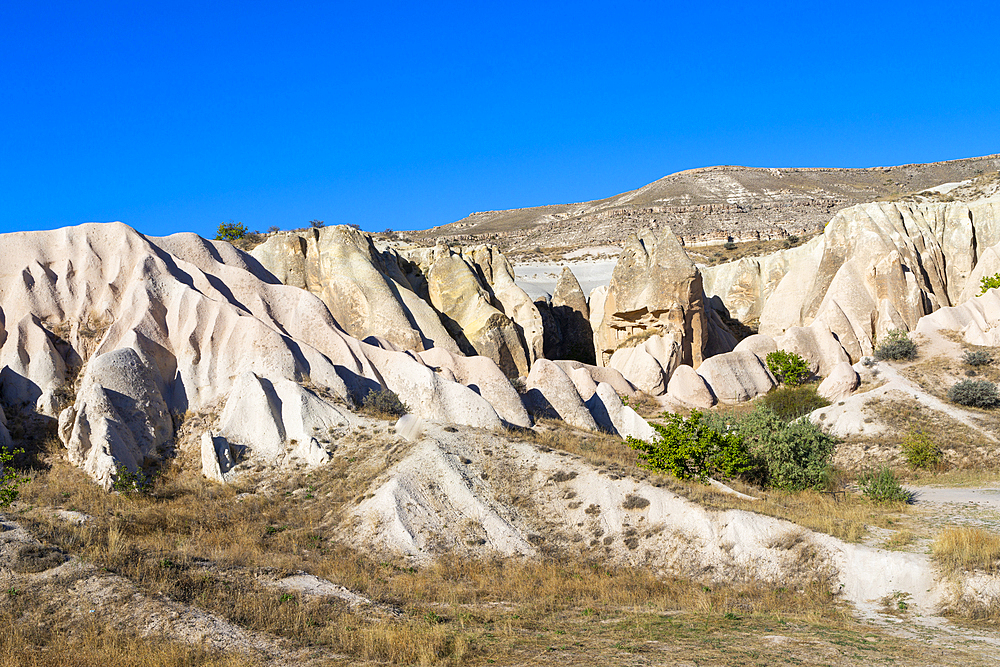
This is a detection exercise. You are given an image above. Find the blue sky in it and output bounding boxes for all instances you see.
[2,1,999,238]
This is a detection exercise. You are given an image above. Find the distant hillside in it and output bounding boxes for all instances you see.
[407,154,1000,259]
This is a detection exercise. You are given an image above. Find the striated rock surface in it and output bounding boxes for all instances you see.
[705,192,1000,360]
[0,222,520,487]
[252,226,459,354]
[523,359,598,431]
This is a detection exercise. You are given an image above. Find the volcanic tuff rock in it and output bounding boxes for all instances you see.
[704,190,1000,360]
[0,223,524,487]
[550,266,595,364]
[251,226,459,354]
[596,227,735,377]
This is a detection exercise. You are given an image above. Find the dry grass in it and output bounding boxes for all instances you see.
[932,527,1000,573]
[6,441,992,665]
[0,614,249,667]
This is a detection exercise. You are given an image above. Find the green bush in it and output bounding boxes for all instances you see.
[765,350,812,386]
[112,468,157,495]
[947,379,1000,408]
[723,241,737,250]
[361,388,409,417]
[900,429,942,470]
[979,272,1000,295]
[761,384,829,421]
[962,349,993,366]
[0,445,30,508]
[874,329,917,361]
[725,405,837,491]
[627,410,760,483]
[215,221,248,241]
[857,467,911,504]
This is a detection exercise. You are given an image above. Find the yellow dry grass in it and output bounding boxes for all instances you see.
[932,526,1000,572]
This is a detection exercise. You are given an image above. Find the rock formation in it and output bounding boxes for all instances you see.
[550,267,595,364]
[704,192,1000,360]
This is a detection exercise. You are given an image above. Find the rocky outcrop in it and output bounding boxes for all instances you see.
[0,223,527,487]
[704,194,1000,360]
[606,334,679,396]
[550,267,595,364]
[666,364,716,409]
[523,359,598,431]
[817,362,860,402]
[596,228,734,380]
[252,226,459,354]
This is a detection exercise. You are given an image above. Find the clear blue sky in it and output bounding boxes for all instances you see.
[3,1,999,238]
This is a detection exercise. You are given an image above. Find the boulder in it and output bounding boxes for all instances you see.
[565,366,599,402]
[553,359,637,398]
[607,334,679,396]
[666,364,716,409]
[733,334,778,359]
[585,382,657,441]
[523,359,598,430]
[775,324,851,378]
[817,362,860,402]
[696,350,776,404]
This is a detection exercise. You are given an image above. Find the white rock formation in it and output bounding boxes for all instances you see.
[816,362,860,402]
[584,382,657,441]
[666,364,716,409]
[696,350,776,404]
[523,359,598,431]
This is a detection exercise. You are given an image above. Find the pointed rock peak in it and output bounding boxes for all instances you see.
[553,266,586,309]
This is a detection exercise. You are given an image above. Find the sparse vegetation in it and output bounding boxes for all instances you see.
[874,329,917,361]
[933,526,1000,572]
[1,445,30,508]
[765,350,812,386]
[856,467,911,504]
[214,221,247,241]
[947,378,1000,408]
[111,467,157,496]
[963,348,994,366]
[979,272,1000,295]
[724,405,836,491]
[761,384,828,421]
[900,429,942,470]
[361,388,409,418]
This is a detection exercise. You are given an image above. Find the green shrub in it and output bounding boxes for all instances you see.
[979,272,1000,295]
[725,405,836,491]
[761,384,830,421]
[627,410,760,483]
[900,430,942,469]
[215,221,248,241]
[947,379,1000,408]
[0,445,30,508]
[857,467,911,504]
[765,350,812,386]
[874,329,917,361]
[112,467,157,495]
[361,388,409,417]
[723,241,737,250]
[962,349,994,366]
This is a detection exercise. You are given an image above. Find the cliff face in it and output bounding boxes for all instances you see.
[703,183,1000,359]
[251,230,541,377]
